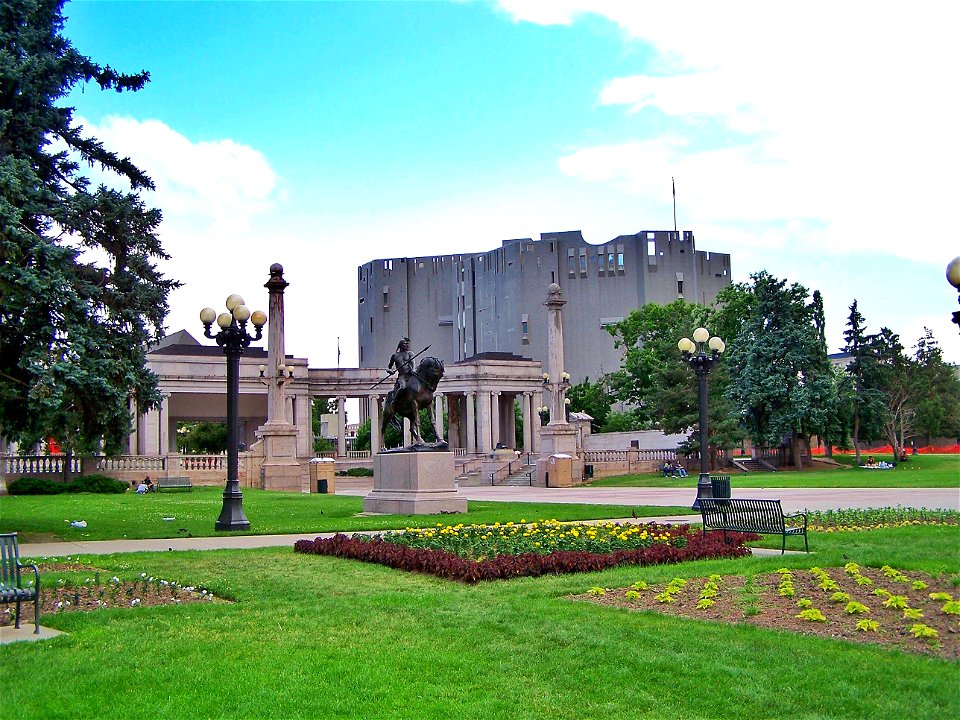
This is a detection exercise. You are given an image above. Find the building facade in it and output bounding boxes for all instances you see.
[358,229,732,382]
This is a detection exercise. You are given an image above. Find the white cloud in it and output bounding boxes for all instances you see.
[501,2,960,264]
[82,116,280,235]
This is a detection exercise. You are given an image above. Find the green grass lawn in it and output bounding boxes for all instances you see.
[2,524,957,719]
[0,487,690,543]
[589,453,960,488]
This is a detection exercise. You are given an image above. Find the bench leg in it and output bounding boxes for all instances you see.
[14,599,21,629]
[34,595,40,634]
[781,533,786,555]
[804,532,809,554]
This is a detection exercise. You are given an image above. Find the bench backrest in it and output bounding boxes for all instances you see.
[158,477,190,486]
[700,498,785,534]
[0,533,22,588]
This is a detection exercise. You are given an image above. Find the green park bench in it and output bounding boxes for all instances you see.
[1,533,41,634]
[156,477,193,491]
[699,498,809,555]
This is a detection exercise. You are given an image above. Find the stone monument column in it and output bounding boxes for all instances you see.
[256,263,304,491]
[477,391,491,454]
[537,283,580,485]
[490,392,501,448]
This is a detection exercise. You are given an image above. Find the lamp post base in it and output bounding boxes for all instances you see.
[215,480,250,532]
[691,472,714,510]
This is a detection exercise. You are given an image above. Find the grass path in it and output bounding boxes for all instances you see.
[1,525,957,719]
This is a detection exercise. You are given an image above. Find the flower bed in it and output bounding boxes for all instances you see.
[294,522,756,583]
[806,508,959,532]
[575,564,960,660]
[0,558,223,626]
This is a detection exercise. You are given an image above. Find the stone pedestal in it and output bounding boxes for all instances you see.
[364,451,467,515]
[259,424,304,491]
[537,423,583,486]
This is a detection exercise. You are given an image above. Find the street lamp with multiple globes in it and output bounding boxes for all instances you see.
[200,294,267,531]
[947,257,960,334]
[678,327,726,509]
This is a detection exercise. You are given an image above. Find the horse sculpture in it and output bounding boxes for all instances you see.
[380,356,446,449]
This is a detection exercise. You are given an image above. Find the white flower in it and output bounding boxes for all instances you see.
[130,598,141,606]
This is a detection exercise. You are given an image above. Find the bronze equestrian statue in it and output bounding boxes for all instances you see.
[380,355,447,450]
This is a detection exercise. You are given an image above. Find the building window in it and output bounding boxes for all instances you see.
[567,249,576,278]
[677,280,684,296]
[597,252,605,276]
[607,252,615,274]
[578,250,587,276]
[521,313,529,344]
[382,288,389,309]
[617,251,624,274]
[369,317,373,332]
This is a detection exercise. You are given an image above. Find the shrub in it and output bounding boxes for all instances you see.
[8,474,128,495]
[293,527,755,584]
[345,468,373,477]
[65,475,128,494]
[8,477,62,495]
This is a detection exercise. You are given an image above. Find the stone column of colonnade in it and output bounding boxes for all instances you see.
[476,392,493,453]
[337,396,347,456]
[522,392,532,454]
[466,392,476,454]
[369,396,381,452]
[434,393,444,441]
[490,392,501,449]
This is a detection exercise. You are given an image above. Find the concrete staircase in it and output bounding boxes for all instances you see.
[731,458,773,473]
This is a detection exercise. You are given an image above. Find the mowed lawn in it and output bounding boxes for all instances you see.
[1,525,957,719]
[0,488,689,543]
[589,453,960,488]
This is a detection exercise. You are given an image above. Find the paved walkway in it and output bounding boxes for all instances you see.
[343,484,960,513]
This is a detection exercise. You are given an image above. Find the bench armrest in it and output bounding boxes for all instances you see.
[18,560,40,593]
[783,511,807,528]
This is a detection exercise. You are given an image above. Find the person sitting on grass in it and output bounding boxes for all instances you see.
[675,462,688,478]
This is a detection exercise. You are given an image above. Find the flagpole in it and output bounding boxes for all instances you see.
[672,177,677,234]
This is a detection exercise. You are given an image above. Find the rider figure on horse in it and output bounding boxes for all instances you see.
[388,337,414,393]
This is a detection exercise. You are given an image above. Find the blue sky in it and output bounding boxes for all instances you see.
[63,0,960,366]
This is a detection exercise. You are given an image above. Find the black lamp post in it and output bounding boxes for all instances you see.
[678,327,726,509]
[200,295,267,532]
[948,257,960,334]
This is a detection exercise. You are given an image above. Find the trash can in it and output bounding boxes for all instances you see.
[584,464,594,479]
[309,458,336,494]
[710,474,731,499]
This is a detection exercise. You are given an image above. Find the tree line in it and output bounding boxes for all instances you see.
[567,271,960,469]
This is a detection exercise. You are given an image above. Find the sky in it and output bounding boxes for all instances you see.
[62,0,960,368]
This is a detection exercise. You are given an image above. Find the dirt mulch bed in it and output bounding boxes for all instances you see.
[1,580,223,626]
[573,566,960,660]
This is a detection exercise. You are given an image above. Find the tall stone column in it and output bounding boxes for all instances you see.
[370,395,381,453]
[537,283,580,484]
[465,392,476,454]
[490,392,501,448]
[256,264,303,491]
[337,396,347,457]
[522,392,532,454]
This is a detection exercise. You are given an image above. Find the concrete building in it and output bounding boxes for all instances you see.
[358,229,731,383]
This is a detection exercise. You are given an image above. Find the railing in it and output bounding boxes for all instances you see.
[177,454,229,471]
[456,458,483,475]
[95,456,166,472]
[582,449,678,463]
[1,454,82,475]
[345,450,371,459]
[490,460,525,485]
[453,447,467,457]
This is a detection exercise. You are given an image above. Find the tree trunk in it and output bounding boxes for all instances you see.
[852,414,861,465]
[792,434,805,471]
